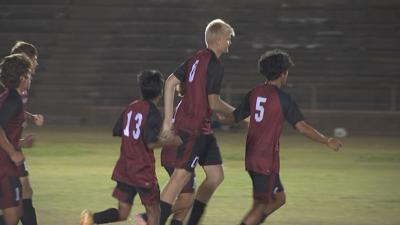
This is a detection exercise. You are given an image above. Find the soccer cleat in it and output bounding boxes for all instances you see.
[80,209,94,225]
[134,213,147,225]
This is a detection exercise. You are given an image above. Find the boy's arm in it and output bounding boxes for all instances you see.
[215,91,251,124]
[147,135,182,150]
[295,121,343,151]
[161,74,181,137]
[0,128,24,165]
[208,94,235,114]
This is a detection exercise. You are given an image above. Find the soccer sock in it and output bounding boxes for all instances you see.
[93,208,120,224]
[258,213,268,224]
[21,199,38,225]
[159,201,172,225]
[170,219,183,225]
[186,199,206,225]
[0,215,5,225]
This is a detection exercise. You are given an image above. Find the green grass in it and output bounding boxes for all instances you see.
[20,126,400,225]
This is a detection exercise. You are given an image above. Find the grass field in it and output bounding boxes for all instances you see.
[19,126,400,225]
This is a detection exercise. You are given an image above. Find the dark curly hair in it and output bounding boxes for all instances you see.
[137,70,164,100]
[0,54,32,89]
[258,49,294,81]
[10,41,38,59]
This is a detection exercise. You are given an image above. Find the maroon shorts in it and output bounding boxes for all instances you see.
[0,176,22,209]
[112,181,160,205]
[248,171,284,203]
[175,131,222,172]
[164,166,195,193]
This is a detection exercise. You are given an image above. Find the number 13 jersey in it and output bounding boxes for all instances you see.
[112,100,162,188]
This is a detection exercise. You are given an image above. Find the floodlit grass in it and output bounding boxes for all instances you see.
[20,126,400,225]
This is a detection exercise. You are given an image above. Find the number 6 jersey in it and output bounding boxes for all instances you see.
[233,84,304,175]
[111,100,162,189]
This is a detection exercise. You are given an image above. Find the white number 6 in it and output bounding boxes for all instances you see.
[188,60,199,82]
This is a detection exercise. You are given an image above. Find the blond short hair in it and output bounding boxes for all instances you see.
[205,19,235,46]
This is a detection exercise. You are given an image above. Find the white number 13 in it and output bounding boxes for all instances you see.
[123,111,143,140]
[255,97,267,122]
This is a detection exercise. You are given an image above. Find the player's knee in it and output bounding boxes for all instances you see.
[22,186,33,198]
[207,171,224,187]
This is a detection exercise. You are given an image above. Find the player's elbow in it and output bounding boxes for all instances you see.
[208,94,221,112]
[295,121,308,134]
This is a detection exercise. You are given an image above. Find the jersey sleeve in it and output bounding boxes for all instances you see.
[206,60,224,95]
[112,111,124,137]
[233,91,251,122]
[279,91,304,127]
[0,93,22,127]
[173,60,188,82]
[143,104,162,145]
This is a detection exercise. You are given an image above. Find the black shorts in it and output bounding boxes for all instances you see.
[175,132,222,172]
[112,181,160,206]
[164,166,195,193]
[248,171,284,203]
[0,176,22,209]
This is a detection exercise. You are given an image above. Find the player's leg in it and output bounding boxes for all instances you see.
[80,182,135,225]
[170,192,194,224]
[1,207,22,225]
[143,204,160,225]
[187,134,224,225]
[0,176,23,225]
[166,167,195,225]
[257,191,285,224]
[240,199,268,225]
[136,184,160,225]
[240,171,278,225]
[258,175,286,224]
[159,132,200,225]
[19,173,37,225]
[159,169,192,225]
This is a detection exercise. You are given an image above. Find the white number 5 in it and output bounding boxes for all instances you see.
[123,111,143,140]
[255,97,267,122]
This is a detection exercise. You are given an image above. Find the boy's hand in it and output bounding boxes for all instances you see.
[327,138,343,152]
[32,114,44,126]
[20,134,35,148]
[11,151,25,166]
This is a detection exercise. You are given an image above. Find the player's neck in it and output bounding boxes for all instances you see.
[266,80,282,88]
[207,46,222,58]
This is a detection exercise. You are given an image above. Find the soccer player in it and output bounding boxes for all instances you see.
[218,49,343,225]
[9,41,44,225]
[80,70,180,225]
[159,18,236,225]
[0,54,32,225]
[135,84,196,225]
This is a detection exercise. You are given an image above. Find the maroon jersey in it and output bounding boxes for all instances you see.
[111,100,162,188]
[233,84,304,175]
[0,89,25,178]
[173,48,224,136]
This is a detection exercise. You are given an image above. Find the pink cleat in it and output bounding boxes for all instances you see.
[134,213,147,225]
[80,209,94,225]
